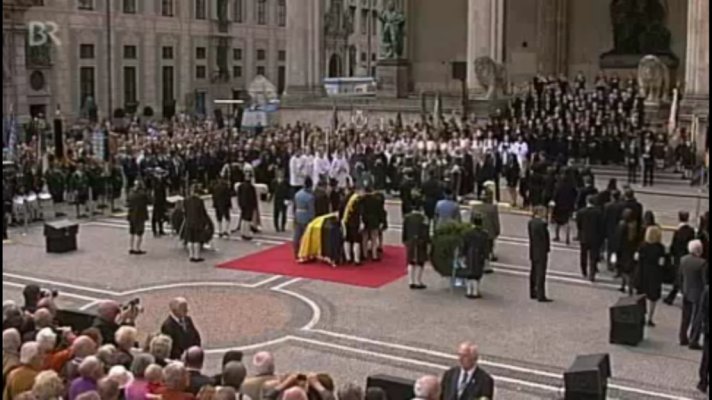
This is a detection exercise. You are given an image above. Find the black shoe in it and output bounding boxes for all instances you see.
[195,258,205,263]
[484,269,494,274]
[242,235,252,241]
[681,340,690,346]
[697,382,708,394]
[490,255,498,262]
[646,320,656,327]
[538,298,553,303]
[689,343,702,350]
[530,295,537,300]
[409,284,418,290]
[466,294,482,299]
[129,250,137,255]
[189,258,198,263]
[415,284,427,290]
[135,250,146,255]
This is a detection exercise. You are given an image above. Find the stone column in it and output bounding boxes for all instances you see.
[682,0,709,154]
[536,0,568,76]
[285,0,325,98]
[466,0,504,96]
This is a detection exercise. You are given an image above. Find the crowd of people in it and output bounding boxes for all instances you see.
[2,287,496,400]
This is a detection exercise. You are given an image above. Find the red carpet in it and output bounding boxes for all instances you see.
[217,244,407,288]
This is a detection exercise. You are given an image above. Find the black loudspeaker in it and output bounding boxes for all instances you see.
[55,309,97,333]
[366,375,415,400]
[451,62,466,81]
[53,119,64,159]
[44,220,78,253]
[609,295,646,346]
[564,353,611,400]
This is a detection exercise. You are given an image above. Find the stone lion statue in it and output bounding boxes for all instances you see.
[637,54,669,104]
[474,56,507,100]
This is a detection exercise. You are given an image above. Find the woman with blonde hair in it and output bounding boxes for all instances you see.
[636,225,666,327]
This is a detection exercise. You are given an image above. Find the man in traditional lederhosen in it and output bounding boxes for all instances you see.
[403,195,429,290]
[69,161,90,219]
[46,159,67,218]
[127,180,150,255]
[184,184,210,263]
[211,174,232,238]
[460,213,490,299]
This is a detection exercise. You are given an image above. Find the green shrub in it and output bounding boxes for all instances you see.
[431,221,473,277]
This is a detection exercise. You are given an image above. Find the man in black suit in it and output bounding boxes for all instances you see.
[665,211,697,305]
[440,342,494,400]
[313,179,330,218]
[184,346,212,395]
[160,297,202,360]
[680,240,708,349]
[528,206,551,302]
[622,188,643,233]
[184,185,210,263]
[237,176,258,241]
[151,171,169,237]
[577,194,605,282]
[603,190,625,271]
[698,284,709,393]
[269,169,290,232]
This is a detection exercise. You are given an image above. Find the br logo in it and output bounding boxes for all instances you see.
[28,21,61,47]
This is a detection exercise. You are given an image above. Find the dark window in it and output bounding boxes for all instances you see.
[277,65,285,94]
[123,0,137,13]
[123,45,137,59]
[162,66,175,105]
[79,67,95,107]
[278,50,286,62]
[360,10,367,34]
[123,66,137,106]
[233,65,242,78]
[78,0,94,10]
[256,49,266,61]
[256,66,265,76]
[360,52,366,62]
[196,47,207,59]
[79,44,95,59]
[257,0,266,25]
[277,0,286,26]
[196,65,207,79]
[195,0,206,19]
[233,0,243,22]
[371,10,377,35]
[161,0,174,17]
[233,48,242,61]
[162,46,174,60]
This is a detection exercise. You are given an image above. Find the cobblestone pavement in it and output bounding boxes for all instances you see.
[2,200,707,399]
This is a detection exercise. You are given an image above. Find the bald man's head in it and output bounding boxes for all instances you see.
[457,342,479,370]
[184,346,204,369]
[169,298,188,319]
[97,301,121,322]
[414,375,440,400]
[282,387,308,400]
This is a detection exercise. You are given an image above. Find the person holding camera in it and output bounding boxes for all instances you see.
[262,373,335,400]
[91,300,140,346]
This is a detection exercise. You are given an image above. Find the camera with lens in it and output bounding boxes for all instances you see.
[122,298,144,314]
[40,288,59,298]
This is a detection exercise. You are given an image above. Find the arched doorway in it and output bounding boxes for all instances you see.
[328,54,342,77]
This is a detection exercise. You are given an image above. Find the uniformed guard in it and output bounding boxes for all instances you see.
[402,195,429,290]
[69,162,90,219]
[151,168,169,237]
[127,180,150,255]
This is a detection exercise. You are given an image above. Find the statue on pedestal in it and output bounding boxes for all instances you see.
[474,57,507,100]
[637,55,669,104]
[378,0,405,60]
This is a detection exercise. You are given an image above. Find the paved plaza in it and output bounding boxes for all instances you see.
[2,186,708,400]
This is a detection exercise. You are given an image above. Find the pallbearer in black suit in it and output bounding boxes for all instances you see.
[211,174,232,238]
[402,198,429,290]
[440,342,494,400]
[269,170,290,232]
[127,180,150,255]
[576,194,605,282]
[360,184,383,261]
[314,179,330,218]
[665,211,696,305]
[528,206,551,302]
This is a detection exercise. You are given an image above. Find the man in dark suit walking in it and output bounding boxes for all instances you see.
[622,188,643,233]
[697,284,709,393]
[127,180,150,255]
[160,297,202,360]
[603,190,625,271]
[528,206,551,302]
[577,195,605,282]
[440,342,494,400]
[665,211,697,305]
[679,240,707,349]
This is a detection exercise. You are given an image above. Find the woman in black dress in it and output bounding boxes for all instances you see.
[636,225,666,327]
[551,170,577,244]
[614,208,639,294]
